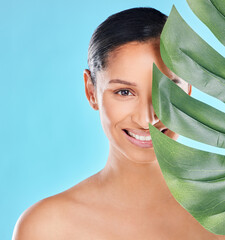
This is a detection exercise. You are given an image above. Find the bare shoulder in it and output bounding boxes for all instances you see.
[12,174,102,240]
[12,194,67,240]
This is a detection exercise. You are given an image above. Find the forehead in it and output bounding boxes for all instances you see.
[102,40,184,83]
[107,40,159,67]
[95,40,188,91]
[103,40,160,78]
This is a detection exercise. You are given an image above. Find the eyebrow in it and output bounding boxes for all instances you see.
[109,79,137,86]
[109,78,182,86]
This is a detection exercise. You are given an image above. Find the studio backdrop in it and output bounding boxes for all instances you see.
[0,0,224,239]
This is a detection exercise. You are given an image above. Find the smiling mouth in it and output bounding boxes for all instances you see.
[122,128,167,148]
[123,129,150,141]
[123,128,167,140]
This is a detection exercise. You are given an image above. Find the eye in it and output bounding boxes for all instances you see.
[115,89,134,96]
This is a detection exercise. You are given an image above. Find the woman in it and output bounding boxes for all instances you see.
[13,7,225,240]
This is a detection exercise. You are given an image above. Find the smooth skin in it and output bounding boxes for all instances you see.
[13,38,225,240]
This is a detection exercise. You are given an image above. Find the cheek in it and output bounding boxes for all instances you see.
[179,82,189,93]
[166,129,179,141]
[99,94,134,135]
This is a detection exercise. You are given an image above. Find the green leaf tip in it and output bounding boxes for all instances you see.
[187,0,225,46]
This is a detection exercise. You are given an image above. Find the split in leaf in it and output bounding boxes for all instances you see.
[160,6,225,103]
[152,64,225,149]
[187,0,225,46]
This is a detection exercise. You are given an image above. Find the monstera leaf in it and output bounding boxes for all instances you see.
[160,6,225,102]
[152,64,225,149]
[149,0,225,235]
[148,122,225,235]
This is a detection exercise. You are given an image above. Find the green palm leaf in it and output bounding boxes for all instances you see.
[149,0,225,235]
[187,0,225,46]
[160,6,225,103]
[148,123,225,235]
[152,64,225,148]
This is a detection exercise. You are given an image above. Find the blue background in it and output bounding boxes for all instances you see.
[1,0,224,238]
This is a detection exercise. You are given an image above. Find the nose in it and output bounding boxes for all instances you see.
[131,99,159,129]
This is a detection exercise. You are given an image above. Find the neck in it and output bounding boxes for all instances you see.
[97,144,174,210]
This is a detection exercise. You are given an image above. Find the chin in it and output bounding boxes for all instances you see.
[122,146,158,164]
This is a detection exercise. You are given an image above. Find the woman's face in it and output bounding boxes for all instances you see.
[84,39,191,163]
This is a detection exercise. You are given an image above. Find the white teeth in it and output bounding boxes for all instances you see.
[128,131,152,141]
[140,136,145,141]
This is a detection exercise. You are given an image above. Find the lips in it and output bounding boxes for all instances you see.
[122,128,168,148]
[123,129,151,139]
[123,128,167,136]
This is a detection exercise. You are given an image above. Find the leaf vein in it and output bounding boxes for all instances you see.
[209,0,225,19]
[179,48,225,84]
[171,101,225,135]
